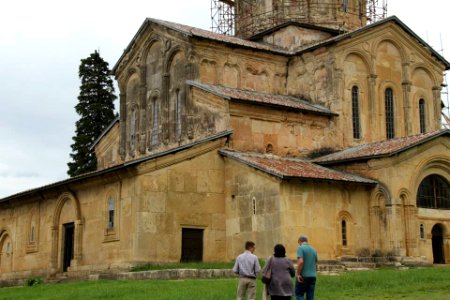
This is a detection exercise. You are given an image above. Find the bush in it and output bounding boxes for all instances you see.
[25,277,43,287]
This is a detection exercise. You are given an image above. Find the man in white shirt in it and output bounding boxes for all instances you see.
[232,241,261,300]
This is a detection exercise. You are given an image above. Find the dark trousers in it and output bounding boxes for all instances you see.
[295,277,316,300]
[271,296,291,300]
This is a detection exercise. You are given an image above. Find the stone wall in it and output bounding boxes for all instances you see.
[224,158,282,260]
[280,180,372,260]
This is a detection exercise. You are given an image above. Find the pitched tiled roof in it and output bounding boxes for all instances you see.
[0,130,233,203]
[313,129,450,164]
[148,18,290,55]
[114,16,450,73]
[220,149,377,184]
[188,81,336,116]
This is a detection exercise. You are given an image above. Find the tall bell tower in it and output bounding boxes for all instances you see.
[211,0,387,39]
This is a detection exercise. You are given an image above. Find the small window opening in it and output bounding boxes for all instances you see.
[252,197,256,215]
[31,226,35,242]
[420,224,425,239]
[341,220,348,247]
[265,144,273,154]
[108,197,115,229]
[419,99,426,134]
[351,86,361,139]
[385,88,395,139]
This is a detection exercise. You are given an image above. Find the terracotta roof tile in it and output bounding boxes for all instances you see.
[188,81,336,116]
[220,149,376,184]
[314,129,450,164]
[148,18,290,55]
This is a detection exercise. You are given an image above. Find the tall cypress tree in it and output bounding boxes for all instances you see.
[67,51,117,177]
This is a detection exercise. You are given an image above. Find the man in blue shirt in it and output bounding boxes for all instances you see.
[295,235,318,300]
[233,241,261,300]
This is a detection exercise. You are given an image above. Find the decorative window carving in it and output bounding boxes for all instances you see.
[150,98,159,147]
[26,209,39,253]
[419,99,426,134]
[417,175,450,209]
[341,219,348,247]
[130,107,138,151]
[385,88,395,139]
[420,224,425,239]
[351,86,361,139]
[176,89,182,141]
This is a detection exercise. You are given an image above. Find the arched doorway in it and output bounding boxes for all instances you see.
[50,192,83,275]
[431,224,445,264]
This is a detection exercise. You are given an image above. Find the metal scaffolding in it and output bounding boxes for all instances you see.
[211,0,236,36]
[211,0,388,36]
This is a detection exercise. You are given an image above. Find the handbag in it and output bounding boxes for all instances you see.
[261,256,273,284]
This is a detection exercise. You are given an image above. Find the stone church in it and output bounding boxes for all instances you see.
[1,0,449,280]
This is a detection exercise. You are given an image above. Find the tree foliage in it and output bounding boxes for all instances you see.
[68,51,117,177]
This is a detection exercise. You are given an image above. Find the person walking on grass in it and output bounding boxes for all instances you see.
[233,241,261,300]
[262,244,295,300]
[295,235,318,300]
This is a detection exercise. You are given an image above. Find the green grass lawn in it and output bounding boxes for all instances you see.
[0,268,449,300]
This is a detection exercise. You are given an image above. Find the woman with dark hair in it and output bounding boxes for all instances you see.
[262,244,296,299]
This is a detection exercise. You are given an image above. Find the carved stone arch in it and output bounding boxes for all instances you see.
[370,183,392,207]
[50,191,83,275]
[123,67,140,89]
[199,57,219,84]
[140,35,164,65]
[341,49,373,74]
[398,188,412,206]
[336,210,354,254]
[410,64,439,87]
[0,227,13,273]
[412,156,450,185]
[164,45,184,74]
[223,62,242,89]
[372,37,408,68]
[412,155,450,201]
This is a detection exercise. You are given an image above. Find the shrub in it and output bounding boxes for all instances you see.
[25,277,43,287]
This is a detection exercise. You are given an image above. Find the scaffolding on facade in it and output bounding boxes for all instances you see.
[211,0,388,36]
[211,0,236,36]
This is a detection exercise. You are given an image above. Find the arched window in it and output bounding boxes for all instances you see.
[419,99,426,134]
[175,89,182,140]
[341,220,348,246]
[419,224,425,239]
[351,86,361,139]
[107,197,115,229]
[417,175,450,209]
[385,88,395,139]
[130,108,138,151]
[151,98,159,147]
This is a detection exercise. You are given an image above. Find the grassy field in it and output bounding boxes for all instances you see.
[0,268,449,300]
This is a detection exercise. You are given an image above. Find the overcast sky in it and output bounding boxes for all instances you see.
[0,0,449,198]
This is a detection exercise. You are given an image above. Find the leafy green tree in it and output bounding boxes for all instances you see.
[68,51,117,177]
